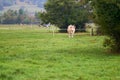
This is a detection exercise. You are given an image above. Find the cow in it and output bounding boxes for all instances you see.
[67,25,76,38]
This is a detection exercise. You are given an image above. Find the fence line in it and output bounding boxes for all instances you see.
[0,26,94,36]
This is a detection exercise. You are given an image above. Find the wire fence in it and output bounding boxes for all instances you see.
[0,24,95,37]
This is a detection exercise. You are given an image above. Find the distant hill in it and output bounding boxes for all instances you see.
[0,0,47,14]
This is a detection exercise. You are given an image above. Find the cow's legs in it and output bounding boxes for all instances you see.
[71,33,73,38]
[71,31,74,38]
[68,33,71,38]
[68,31,74,38]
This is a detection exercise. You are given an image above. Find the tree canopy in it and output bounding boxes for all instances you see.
[39,0,89,31]
[92,0,120,52]
[0,9,34,24]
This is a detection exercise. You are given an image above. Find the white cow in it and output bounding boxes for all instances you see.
[67,25,76,38]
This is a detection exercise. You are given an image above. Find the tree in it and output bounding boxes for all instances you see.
[92,0,120,53]
[17,8,26,24]
[1,9,32,24]
[39,0,89,32]
[2,10,18,24]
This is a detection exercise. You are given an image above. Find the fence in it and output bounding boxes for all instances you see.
[0,24,96,36]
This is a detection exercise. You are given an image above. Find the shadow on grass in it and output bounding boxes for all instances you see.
[0,67,25,80]
[54,47,120,60]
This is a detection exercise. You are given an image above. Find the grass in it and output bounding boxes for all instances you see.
[0,25,120,80]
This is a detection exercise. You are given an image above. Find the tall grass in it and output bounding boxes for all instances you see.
[0,25,120,80]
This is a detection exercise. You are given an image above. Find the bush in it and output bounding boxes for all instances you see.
[93,0,120,53]
[103,37,120,53]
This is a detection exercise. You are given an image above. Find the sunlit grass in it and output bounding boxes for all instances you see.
[0,25,120,80]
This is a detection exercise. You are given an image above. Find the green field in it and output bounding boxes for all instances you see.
[0,25,120,80]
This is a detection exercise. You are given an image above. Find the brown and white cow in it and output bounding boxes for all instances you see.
[67,25,76,38]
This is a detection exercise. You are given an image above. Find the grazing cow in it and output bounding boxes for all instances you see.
[67,25,76,38]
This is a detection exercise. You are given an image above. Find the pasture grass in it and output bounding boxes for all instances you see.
[0,25,120,80]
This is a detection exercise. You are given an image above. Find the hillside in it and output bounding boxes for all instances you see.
[0,0,47,14]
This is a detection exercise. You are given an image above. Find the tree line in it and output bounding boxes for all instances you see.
[0,9,39,24]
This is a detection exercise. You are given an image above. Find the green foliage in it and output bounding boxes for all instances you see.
[19,8,24,15]
[103,37,120,53]
[2,10,18,24]
[103,38,115,51]
[39,0,89,30]
[93,0,120,53]
[0,9,32,24]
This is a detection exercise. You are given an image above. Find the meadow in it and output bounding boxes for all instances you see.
[0,25,120,80]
